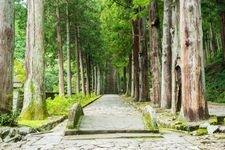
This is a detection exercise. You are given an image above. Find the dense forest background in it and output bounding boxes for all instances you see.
[1,0,225,123]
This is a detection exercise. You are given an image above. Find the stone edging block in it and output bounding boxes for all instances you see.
[67,103,84,129]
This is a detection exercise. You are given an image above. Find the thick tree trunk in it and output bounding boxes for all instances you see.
[171,0,181,114]
[139,17,148,102]
[0,0,14,114]
[220,13,225,60]
[132,18,140,101]
[126,54,132,96]
[75,26,80,94]
[56,4,64,95]
[80,50,86,95]
[20,0,47,120]
[149,0,161,106]
[161,0,172,109]
[180,0,209,121]
[66,2,72,97]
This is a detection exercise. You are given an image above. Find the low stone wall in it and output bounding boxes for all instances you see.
[39,115,67,131]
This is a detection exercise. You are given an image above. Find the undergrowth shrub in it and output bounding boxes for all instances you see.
[46,93,98,115]
[0,111,19,127]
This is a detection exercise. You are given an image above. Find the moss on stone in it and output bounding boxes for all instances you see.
[196,129,208,136]
[209,117,218,125]
[143,114,158,132]
[143,114,152,130]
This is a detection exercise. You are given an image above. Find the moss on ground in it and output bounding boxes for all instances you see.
[18,116,60,127]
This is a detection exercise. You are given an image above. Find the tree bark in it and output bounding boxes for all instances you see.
[132,17,140,101]
[97,66,101,95]
[180,0,209,121]
[80,50,86,95]
[126,54,132,96]
[209,22,216,54]
[171,0,181,114]
[86,54,91,95]
[0,0,14,113]
[139,17,148,102]
[131,52,135,97]
[161,0,172,109]
[220,13,225,60]
[56,4,64,95]
[149,0,161,106]
[20,0,47,120]
[123,67,127,94]
[94,66,97,94]
[66,2,72,97]
[75,26,80,94]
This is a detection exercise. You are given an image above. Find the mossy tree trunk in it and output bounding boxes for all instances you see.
[20,0,47,120]
[149,0,161,106]
[0,0,14,114]
[180,0,209,121]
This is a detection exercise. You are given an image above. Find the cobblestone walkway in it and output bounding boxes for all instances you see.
[0,94,201,150]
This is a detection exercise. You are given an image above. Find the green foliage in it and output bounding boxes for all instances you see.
[14,60,26,83]
[206,60,225,103]
[46,94,99,115]
[0,112,19,127]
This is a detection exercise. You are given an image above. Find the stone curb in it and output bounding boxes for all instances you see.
[120,96,159,133]
[38,115,67,131]
[82,95,102,108]
[65,129,157,135]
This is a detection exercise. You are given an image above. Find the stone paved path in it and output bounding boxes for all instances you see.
[0,94,201,150]
[79,95,146,133]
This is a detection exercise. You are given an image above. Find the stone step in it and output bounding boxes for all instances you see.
[63,133,163,140]
[65,129,158,135]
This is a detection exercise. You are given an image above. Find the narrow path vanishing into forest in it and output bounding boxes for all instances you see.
[79,94,147,133]
[1,95,200,149]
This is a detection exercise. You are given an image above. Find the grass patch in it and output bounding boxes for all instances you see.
[18,116,60,127]
[18,120,48,128]
[46,93,99,116]
[18,94,100,128]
